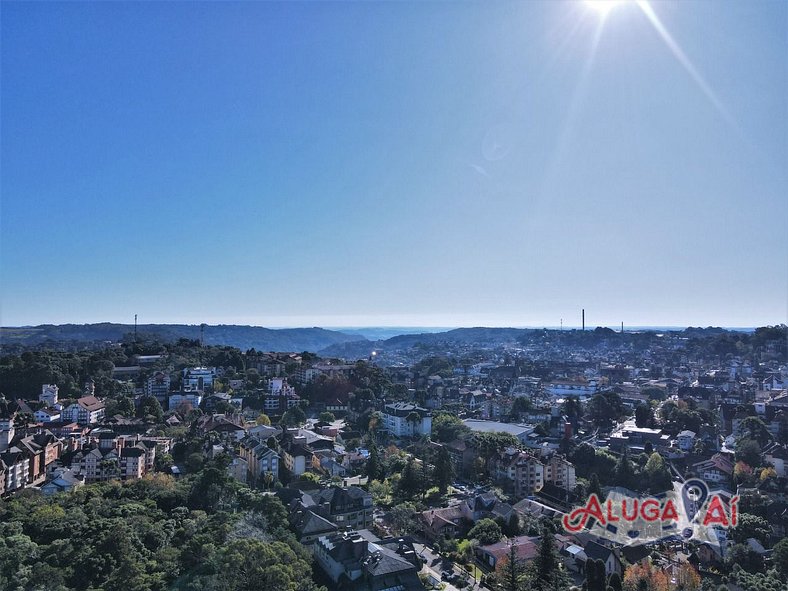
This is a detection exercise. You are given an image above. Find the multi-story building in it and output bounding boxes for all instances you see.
[14,431,62,486]
[120,446,146,480]
[40,384,59,406]
[239,436,280,483]
[145,371,171,403]
[493,449,545,498]
[62,396,105,425]
[544,454,576,491]
[0,412,16,452]
[168,391,203,411]
[34,407,61,423]
[0,448,30,492]
[0,458,7,496]
[263,381,300,413]
[305,486,373,530]
[281,436,310,476]
[382,403,432,438]
[182,367,215,390]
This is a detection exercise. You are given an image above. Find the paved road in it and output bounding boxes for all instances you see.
[413,542,481,591]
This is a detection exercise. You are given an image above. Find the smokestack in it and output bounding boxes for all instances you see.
[621,321,624,334]
[134,314,137,342]
[582,309,585,331]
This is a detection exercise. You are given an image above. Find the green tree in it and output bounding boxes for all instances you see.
[643,452,672,493]
[433,445,454,495]
[738,416,772,446]
[467,518,502,545]
[282,405,306,427]
[366,439,383,481]
[635,403,654,428]
[731,513,771,546]
[497,541,527,591]
[585,558,607,591]
[398,457,419,498]
[532,527,567,591]
[318,411,335,423]
[772,537,788,577]
[389,502,418,536]
[432,412,471,442]
[137,395,164,422]
[589,473,602,498]
[614,448,635,490]
[735,438,762,468]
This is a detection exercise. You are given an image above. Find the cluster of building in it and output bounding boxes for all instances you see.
[0,383,172,496]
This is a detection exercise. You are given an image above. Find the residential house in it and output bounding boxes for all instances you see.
[305,486,373,530]
[41,468,84,495]
[420,505,465,542]
[313,530,424,591]
[290,507,339,546]
[764,443,788,477]
[195,414,246,442]
[582,541,623,577]
[676,430,697,452]
[475,535,539,569]
[693,454,734,484]
[461,493,516,524]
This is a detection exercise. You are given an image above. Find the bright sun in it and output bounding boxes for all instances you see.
[584,0,625,16]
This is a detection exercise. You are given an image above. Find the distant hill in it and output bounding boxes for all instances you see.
[318,327,540,357]
[0,323,367,353]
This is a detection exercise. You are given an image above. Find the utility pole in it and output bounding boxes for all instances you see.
[134,314,137,343]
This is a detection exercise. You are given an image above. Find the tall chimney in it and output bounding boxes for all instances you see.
[582,309,585,331]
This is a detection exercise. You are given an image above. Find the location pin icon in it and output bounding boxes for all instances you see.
[681,479,709,524]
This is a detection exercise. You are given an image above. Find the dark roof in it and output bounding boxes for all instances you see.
[621,544,651,564]
[584,541,614,562]
[292,509,338,537]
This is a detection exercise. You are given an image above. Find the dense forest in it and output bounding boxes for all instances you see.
[0,456,325,591]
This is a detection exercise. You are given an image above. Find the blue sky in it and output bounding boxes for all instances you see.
[1,1,786,328]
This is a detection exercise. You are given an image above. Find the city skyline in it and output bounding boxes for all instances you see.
[2,1,786,328]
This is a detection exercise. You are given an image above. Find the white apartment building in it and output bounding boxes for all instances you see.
[382,403,432,437]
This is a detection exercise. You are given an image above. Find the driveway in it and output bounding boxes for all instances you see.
[413,542,482,591]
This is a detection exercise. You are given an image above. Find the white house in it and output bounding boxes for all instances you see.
[676,430,697,452]
[40,384,59,406]
[34,408,61,423]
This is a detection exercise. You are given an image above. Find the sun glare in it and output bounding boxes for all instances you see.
[585,1,624,16]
